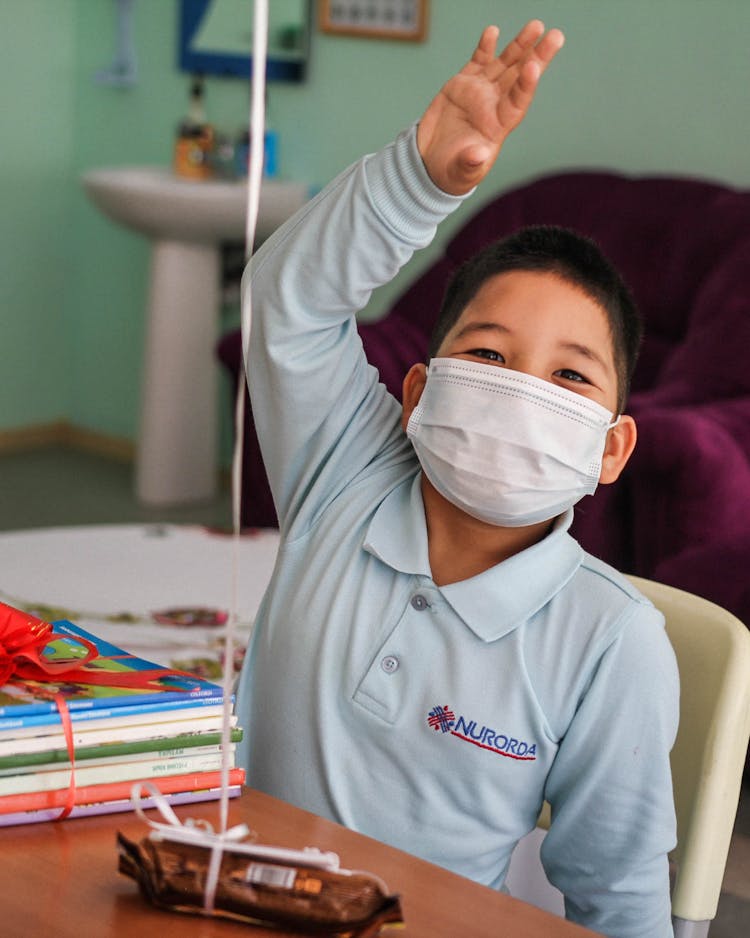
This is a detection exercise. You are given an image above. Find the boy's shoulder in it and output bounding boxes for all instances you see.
[525,549,674,738]
[538,547,665,659]
[575,550,658,613]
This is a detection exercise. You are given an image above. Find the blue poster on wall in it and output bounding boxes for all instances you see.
[178,0,309,81]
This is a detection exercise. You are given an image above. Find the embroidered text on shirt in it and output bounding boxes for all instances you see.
[427,705,537,761]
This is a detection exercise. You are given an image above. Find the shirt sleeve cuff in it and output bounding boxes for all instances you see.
[364,123,472,241]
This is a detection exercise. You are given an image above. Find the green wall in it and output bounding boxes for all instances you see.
[3,0,750,455]
[0,0,75,429]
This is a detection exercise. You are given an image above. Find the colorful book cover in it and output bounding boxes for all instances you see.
[0,698,227,734]
[0,733,242,773]
[0,784,242,828]
[0,767,246,815]
[0,749,237,796]
[0,620,223,719]
[0,715,237,767]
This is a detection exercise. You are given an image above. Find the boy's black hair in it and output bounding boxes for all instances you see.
[428,225,642,413]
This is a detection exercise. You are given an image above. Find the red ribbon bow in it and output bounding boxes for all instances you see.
[0,601,197,691]
[0,601,200,820]
[0,602,98,686]
[1,601,100,819]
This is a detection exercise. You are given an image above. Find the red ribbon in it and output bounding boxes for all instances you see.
[0,601,203,819]
[0,603,98,685]
[0,603,95,819]
[0,601,199,690]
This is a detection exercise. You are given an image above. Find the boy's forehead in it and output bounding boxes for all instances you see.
[442,271,616,366]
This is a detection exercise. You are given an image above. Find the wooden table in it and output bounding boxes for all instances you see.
[1,787,598,937]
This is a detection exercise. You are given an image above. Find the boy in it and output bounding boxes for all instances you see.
[237,21,678,938]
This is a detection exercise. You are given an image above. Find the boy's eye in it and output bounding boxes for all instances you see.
[471,348,505,363]
[555,368,588,384]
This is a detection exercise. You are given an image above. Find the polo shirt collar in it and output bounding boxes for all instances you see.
[363,474,432,577]
[363,474,583,642]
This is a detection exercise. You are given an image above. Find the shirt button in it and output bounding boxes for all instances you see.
[381,655,399,674]
[411,594,429,611]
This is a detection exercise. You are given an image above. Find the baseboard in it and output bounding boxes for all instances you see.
[0,421,135,462]
[64,424,135,462]
[0,423,233,488]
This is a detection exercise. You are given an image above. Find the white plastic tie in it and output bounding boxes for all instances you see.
[132,782,342,914]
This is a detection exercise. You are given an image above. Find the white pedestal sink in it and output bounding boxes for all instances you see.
[82,168,308,505]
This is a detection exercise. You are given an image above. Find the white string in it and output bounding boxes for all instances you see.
[220,0,269,837]
[127,0,269,905]
[244,0,269,263]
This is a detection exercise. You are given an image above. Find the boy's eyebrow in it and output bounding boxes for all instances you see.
[452,321,511,340]
[557,341,610,373]
[451,322,612,373]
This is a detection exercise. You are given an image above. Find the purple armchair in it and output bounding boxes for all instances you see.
[217,169,750,626]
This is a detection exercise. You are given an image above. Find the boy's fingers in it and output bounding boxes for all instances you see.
[502,25,563,121]
[444,143,496,194]
[488,23,564,86]
[459,142,493,171]
[534,28,566,68]
[468,25,500,68]
[506,59,542,114]
[497,26,564,113]
[488,19,545,79]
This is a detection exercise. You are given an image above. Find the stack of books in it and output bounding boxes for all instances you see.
[0,619,244,826]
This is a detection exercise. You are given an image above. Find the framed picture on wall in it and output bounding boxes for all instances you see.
[319,0,429,42]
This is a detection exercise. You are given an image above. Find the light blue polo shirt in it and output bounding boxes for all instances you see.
[236,125,679,938]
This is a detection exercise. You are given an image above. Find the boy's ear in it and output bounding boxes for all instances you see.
[599,414,637,485]
[401,363,428,432]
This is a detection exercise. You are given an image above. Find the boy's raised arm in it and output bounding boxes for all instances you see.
[242,22,563,533]
[417,22,564,195]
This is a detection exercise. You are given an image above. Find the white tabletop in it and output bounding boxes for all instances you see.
[0,524,280,678]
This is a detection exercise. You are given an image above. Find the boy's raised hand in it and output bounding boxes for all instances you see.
[417,21,564,195]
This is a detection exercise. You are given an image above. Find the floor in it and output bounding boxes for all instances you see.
[1,445,748,934]
[0,447,233,532]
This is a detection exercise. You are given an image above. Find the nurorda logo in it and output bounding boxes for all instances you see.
[427,705,537,760]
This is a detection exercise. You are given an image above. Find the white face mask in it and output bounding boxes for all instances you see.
[406,358,619,527]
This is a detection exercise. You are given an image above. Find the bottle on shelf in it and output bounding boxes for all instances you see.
[234,126,279,180]
[234,89,279,180]
[173,76,214,180]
